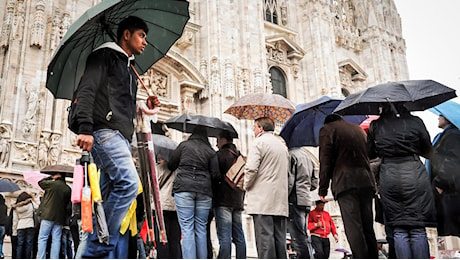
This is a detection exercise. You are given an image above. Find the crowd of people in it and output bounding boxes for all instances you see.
[0,15,458,260]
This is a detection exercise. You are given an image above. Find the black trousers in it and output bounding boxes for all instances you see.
[155,210,183,259]
[311,235,330,259]
[252,214,287,259]
[337,188,379,259]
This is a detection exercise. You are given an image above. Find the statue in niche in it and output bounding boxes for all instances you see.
[22,83,39,137]
[14,2,25,41]
[37,132,50,168]
[0,138,9,167]
[48,134,61,165]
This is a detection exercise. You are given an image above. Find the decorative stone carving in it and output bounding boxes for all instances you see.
[237,67,250,97]
[37,131,50,168]
[199,59,209,99]
[14,142,37,163]
[223,59,235,98]
[210,57,221,95]
[139,68,168,97]
[22,83,39,137]
[0,0,16,49]
[175,23,200,50]
[48,133,61,165]
[253,68,264,93]
[50,12,61,51]
[30,0,46,48]
[0,123,12,168]
[14,0,25,41]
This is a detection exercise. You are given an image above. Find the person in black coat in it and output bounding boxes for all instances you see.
[368,103,436,259]
[0,194,7,259]
[168,126,220,259]
[428,114,460,237]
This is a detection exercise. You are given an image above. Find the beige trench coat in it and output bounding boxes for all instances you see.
[244,131,289,217]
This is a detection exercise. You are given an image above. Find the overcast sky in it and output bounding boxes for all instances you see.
[394,0,460,138]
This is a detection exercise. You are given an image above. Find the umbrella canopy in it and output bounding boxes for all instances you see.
[41,165,74,177]
[152,134,178,161]
[165,114,239,138]
[224,93,296,123]
[23,171,49,190]
[333,80,457,115]
[279,96,367,148]
[0,179,20,192]
[46,0,190,100]
[429,100,460,129]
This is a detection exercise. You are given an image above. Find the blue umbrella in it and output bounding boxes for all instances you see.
[429,100,460,129]
[280,96,366,148]
[0,179,20,192]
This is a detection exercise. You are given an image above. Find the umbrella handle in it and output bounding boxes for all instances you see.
[130,64,154,96]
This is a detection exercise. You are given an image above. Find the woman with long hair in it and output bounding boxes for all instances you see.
[12,192,36,259]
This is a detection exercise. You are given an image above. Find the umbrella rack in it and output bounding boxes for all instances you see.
[136,108,168,252]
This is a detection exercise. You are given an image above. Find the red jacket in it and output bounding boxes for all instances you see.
[308,208,337,238]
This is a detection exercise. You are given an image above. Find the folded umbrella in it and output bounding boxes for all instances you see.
[165,114,238,138]
[428,100,460,129]
[280,96,367,148]
[333,80,457,115]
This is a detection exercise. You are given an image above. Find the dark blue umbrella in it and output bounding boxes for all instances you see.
[280,96,366,148]
[0,179,20,192]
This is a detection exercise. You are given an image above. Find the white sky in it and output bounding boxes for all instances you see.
[394,0,460,138]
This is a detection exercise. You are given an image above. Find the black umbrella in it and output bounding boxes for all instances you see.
[165,114,239,138]
[333,80,457,115]
[152,134,178,161]
[0,179,20,192]
[46,0,190,100]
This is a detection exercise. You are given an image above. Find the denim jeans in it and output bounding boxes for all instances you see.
[174,192,212,259]
[0,225,4,258]
[214,206,246,259]
[17,228,34,259]
[83,129,139,258]
[60,228,73,259]
[287,205,311,259]
[394,227,430,259]
[37,220,62,259]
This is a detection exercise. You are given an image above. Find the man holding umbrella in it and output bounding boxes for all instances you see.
[72,16,159,258]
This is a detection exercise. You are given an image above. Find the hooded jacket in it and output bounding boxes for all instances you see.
[12,198,35,231]
[73,42,138,142]
[288,147,318,209]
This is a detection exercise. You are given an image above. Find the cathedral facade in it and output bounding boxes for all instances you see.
[0,0,446,257]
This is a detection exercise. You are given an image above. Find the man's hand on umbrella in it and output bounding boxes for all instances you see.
[77,134,94,151]
[140,95,161,115]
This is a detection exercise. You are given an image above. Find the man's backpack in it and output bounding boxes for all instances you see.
[224,149,246,191]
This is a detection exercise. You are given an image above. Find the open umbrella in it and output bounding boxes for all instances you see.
[46,0,190,100]
[429,100,460,129]
[0,179,20,192]
[23,171,49,190]
[165,114,239,138]
[333,80,457,115]
[224,93,296,123]
[152,134,178,161]
[279,96,367,148]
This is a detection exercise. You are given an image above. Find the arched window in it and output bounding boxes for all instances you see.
[270,67,287,97]
[264,0,279,24]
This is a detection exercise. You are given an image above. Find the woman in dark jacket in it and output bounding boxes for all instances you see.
[168,126,219,259]
[367,103,436,259]
[0,194,7,259]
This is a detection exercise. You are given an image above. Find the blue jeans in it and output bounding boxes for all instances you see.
[174,192,212,259]
[60,228,73,259]
[214,207,246,259]
[37,220,62,259]
[394,227,430,259]
[83,129,139,258]
[17,228,34,259]
[0,225,4,257]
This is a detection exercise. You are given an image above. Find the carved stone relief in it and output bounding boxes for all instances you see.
[199,59,209,99]
[237,67,250,97]
[37,131,50,168]
[0,0,16,49]
[30,0,46,48]
[48,133,61,165]
[210,57,221,95]
[14,142,37,164]
[0,123,12,168]
[14,0,25,41]
[139,68,168,97]
[223,59,235,98]
[22,83,39,138]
